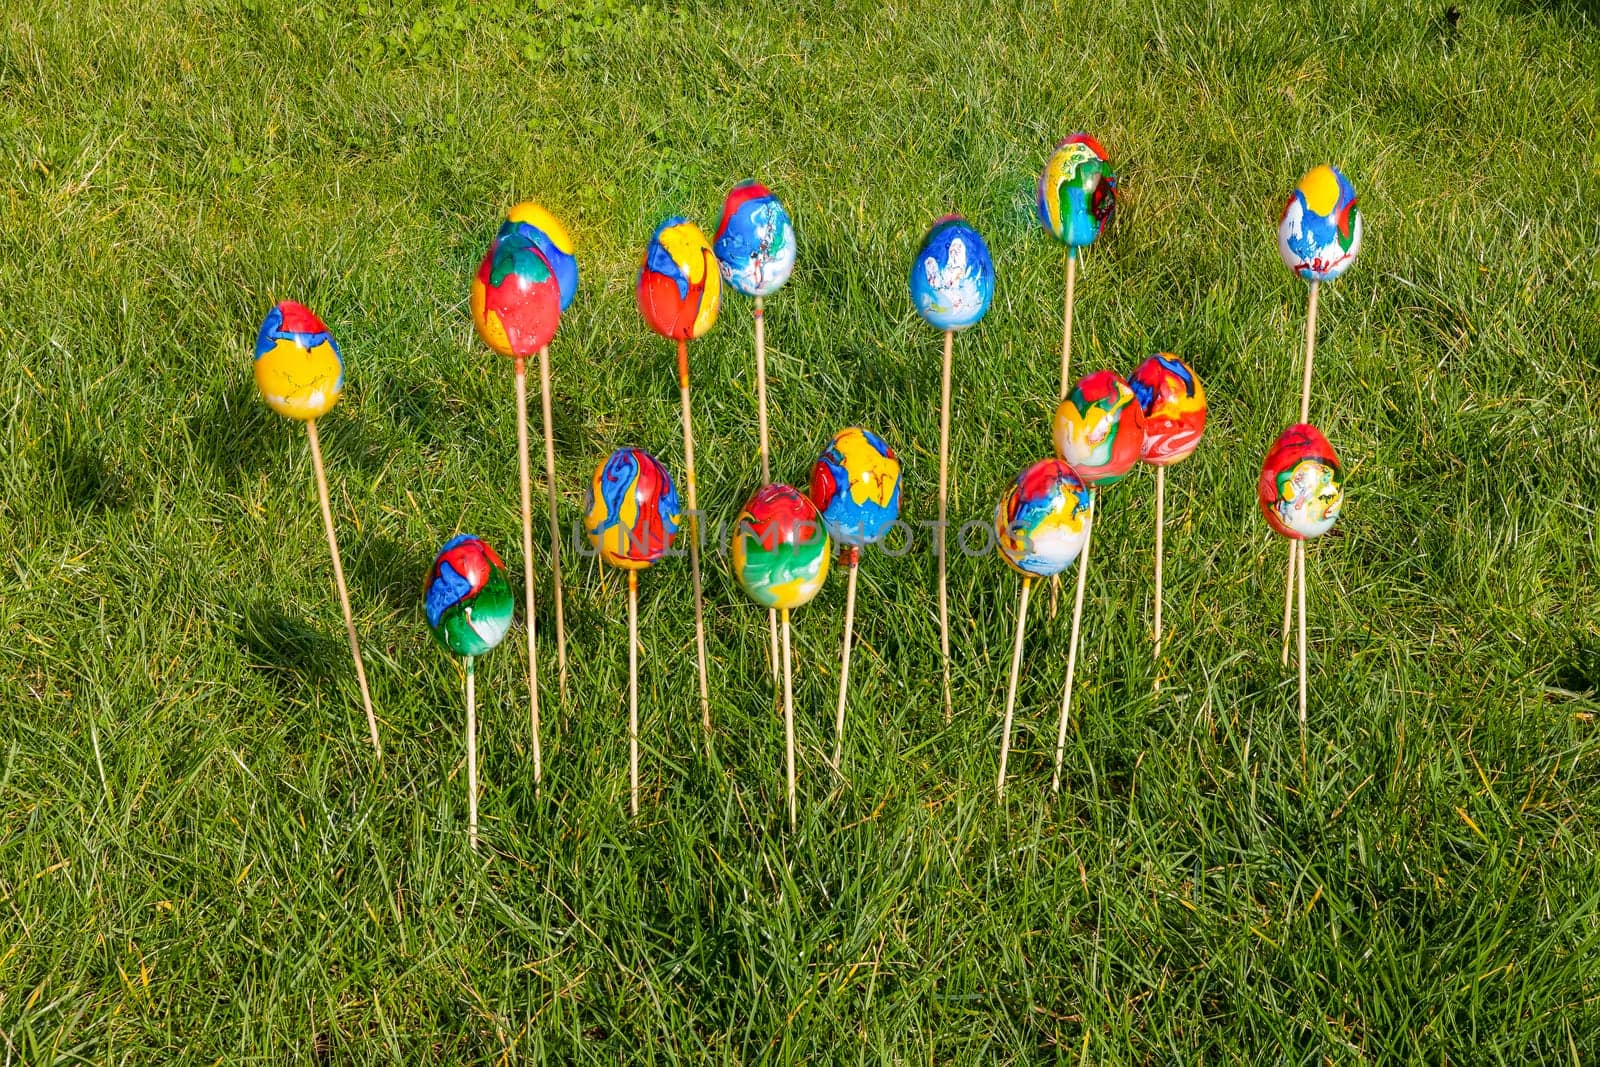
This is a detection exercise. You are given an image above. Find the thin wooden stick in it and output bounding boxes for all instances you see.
[1282,281,1321,668]
[996,577,1034,799]
[767,612,781,690]
[1051,494,1095,794]
[831,552,860,770]
[1153,465,1165,692]
[938,328,954,723]
[781,608,796,831]
[512,358,544,785]
[305,419,380,759]
[676,339,713,734]
[537,345,568,703]
[754,296,772,480]
[628,571,640,818]
[1053,251,1078,618]
[1299,280,1320,423]
[1281,542,1297,667]
[465,655,478,851]
[1297,538,1308,728]
[755,296,780,686]
[1059,250,1078,400]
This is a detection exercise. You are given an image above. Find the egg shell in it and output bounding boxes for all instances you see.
[731,484,832,610]
[498,201,579,311]
[1129,354,1207,466]
[1277,164,1362,282]
[472,232,562,357]
[713,181,796,297]
[994,458,1093,578]
[638,217,721,341]
[1037,133,1117,247]
[808,427,902,548]
[253,301,344,420]
[583,448,681,570]
[908,215,994,331]
[1053,370,1146,485]
[424,535,515,657]
[1258,423,1344,539]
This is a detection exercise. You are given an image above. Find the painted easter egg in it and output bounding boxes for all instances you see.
[253,301,344,420]
[1129,354,1207,466]
[1037,133,1117,247]
[1053,370,1146,485]
[731,484,832,610]
[424,535,515,657]
[583,447,681,570]
[1277,164,1362,283]
[498,201,578,311]
[713,180,796,297]
[995,459,1093,579]
[637,217,721,341]
[1258,423,1344,539]
[472,232,562,357]
[808,427,901,549]
[909,215,994,331]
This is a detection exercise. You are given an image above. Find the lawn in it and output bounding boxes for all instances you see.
[3,0,1600,1060]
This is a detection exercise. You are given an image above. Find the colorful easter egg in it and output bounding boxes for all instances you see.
[1258,424,1344,539]
[995,459,1093,579]
[498,201,579,311]
[583,448,681,570]
[1037,133,1117,248]
[1277,164,1362,283]
[253,301,344,420]
[713,181,796,297]
[731,484,832,610]
[808,427,902,549]
[637,217,721,341]
[1053,370,1146,485]
[424,535,515,657]
[1129,354,1207,466]
[909,216,995,331]
[472,232,562,357]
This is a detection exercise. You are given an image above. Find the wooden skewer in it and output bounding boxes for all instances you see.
[1299,280,1321,424]
[831,549,860,770]
[1153,465,1165,691]
[781,608,797,831]
[305,418,380,759]
[1051,494,1096,794]
[1283,281,1321,666]
[1297,538,1308,729]
[676,338,713,734]
[1059,250,1078,399]
[755,297,781,687]
[1052,251,1078,619]
[464,655,478,851]
[628,571,640,818]
[512,358,544,785]
[938,328,954,723]
[537,345,568,703]
[996,577,1034,799]
[1281,543,1297,667]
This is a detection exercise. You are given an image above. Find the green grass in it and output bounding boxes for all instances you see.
[4,0,1600,1059]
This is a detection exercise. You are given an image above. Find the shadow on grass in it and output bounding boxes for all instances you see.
[1551,642,1597,695]
[350,533,428,616]
[52,432,136,514]
[377,372,455,454]
[230,599,340,695]
[193,380,296,489]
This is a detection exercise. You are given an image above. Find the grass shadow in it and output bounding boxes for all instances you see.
[193,380,295,489]
[52,431,135,514]
[229,598,340,695]
[350,533,427,616]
